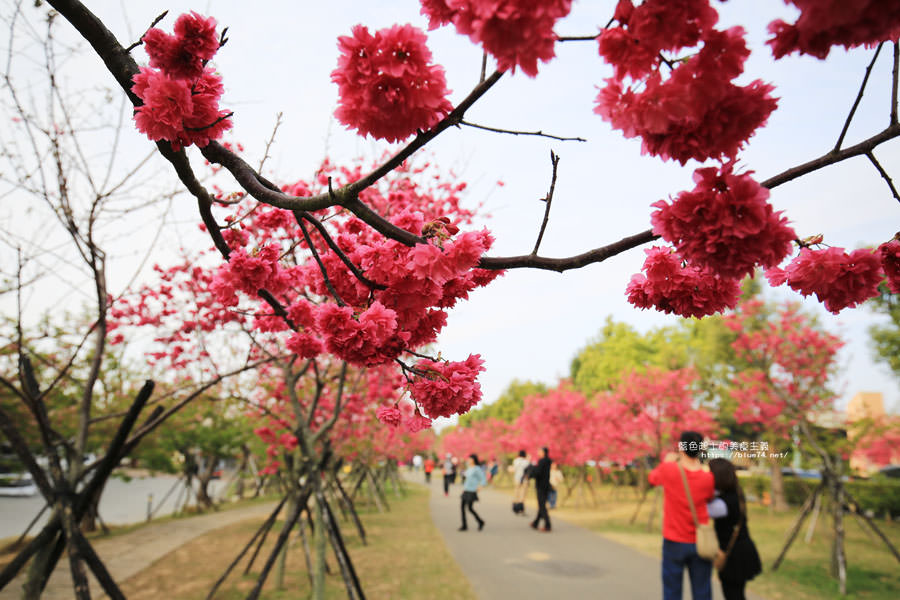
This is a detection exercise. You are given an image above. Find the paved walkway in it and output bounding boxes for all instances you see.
[0,501,276,599]
[425,476,766,600]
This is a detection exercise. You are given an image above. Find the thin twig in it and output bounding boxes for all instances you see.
[835,43,884,152]
[892,42,899,125]
[460,120,586,142]
[556,34,600,42]
[258,112,283,172]
[532,151,561,256]
[866,151,900,204]
[124,11,168,53]
[479,51,487,84]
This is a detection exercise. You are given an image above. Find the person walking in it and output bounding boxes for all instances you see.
[648,431,715,600]
[442,453,454,496]
[530,447,552,532]
[707,458,762,600]
[459,454,486,531]
[548,462,565,509]
[511,450,530,515]
[424,456,435,484]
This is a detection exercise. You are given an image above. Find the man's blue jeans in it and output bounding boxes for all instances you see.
[662,538,712,600]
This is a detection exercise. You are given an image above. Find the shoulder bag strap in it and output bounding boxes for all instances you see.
[677,462,701,528]
[722,489,745,557]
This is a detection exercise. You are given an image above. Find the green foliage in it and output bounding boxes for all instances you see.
[570,317,687,394]
[868,284,900,383]
[740,474,900,516]
[458,379,547,427]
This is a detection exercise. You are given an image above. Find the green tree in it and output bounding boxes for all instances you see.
[869,284,900,383]
[458,379,547,427]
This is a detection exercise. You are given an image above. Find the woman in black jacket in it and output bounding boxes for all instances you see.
[707,458,762,600]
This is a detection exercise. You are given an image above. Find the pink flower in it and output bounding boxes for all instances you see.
[410,354,485,418]
[766,246,884,313]
[402,412,433,433]
[768,1,900,59]
[142,12,219,80]
[423,0,573,77]
[132,67,231,150]
[332,24,452,142]
[599,0,718,79]
[279,433,299,451]
[878,238,900,294]
[651,162,796,278]
[596,27,777,164]
[253,426,277,444]
[285,332,323,359]
[376,405,403,427]
[626,246,741,318]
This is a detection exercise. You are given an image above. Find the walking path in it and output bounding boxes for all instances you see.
[425,476,766,600]
[0,500,276,599]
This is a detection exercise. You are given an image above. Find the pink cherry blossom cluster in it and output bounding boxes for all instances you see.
[768,0,900,59]
[879,238,900,294]
[132,12,231,150]
[420,0,573,77]
[651,162,797,279]
[332,24,453,142]
[765,246,884,314]
[626,246,742,318]
[596,4,778,165]
[409,354,485,418]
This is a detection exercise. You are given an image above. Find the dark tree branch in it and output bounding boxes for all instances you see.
[297,212,386,290]
[866,151,900,204]
[557,34,601,42]
[479,228,658,271]
[297,217,345,306]
[764,123,900,189]
[835,43,884,152]
[460,120,586,142]
[532,151,561,256]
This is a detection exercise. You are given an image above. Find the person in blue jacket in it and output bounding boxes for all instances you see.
[459,454,486,531]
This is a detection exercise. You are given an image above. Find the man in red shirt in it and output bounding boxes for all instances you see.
[648,431,715,600]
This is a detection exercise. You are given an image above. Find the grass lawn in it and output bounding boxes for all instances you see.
[120,485,476,599]
[539,481,900,600]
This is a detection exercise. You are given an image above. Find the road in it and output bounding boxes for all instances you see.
[0,473,226,540]
[425,476,767,600]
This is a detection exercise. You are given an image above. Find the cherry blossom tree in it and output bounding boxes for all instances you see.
[6,1,900,598]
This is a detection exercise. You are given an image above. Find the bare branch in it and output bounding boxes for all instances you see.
[835,43,884,152]
[123,10,168,53]
[893,42,899,125]
[532,151,561,256]
[866,151,900,204]
[460,120,586,142]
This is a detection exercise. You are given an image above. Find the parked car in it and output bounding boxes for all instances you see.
[0,472,38,497]
[877,465,900,478]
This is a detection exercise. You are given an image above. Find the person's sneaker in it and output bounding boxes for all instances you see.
[541,527,551,532]
[458,526,468,531]
[478,521,485,531]
[530,522,538,530]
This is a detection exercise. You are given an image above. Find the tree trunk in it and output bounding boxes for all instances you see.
[274,494,297,590]
[195,457,216,510]
[770,459,789,512]
[313,479,327,600]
